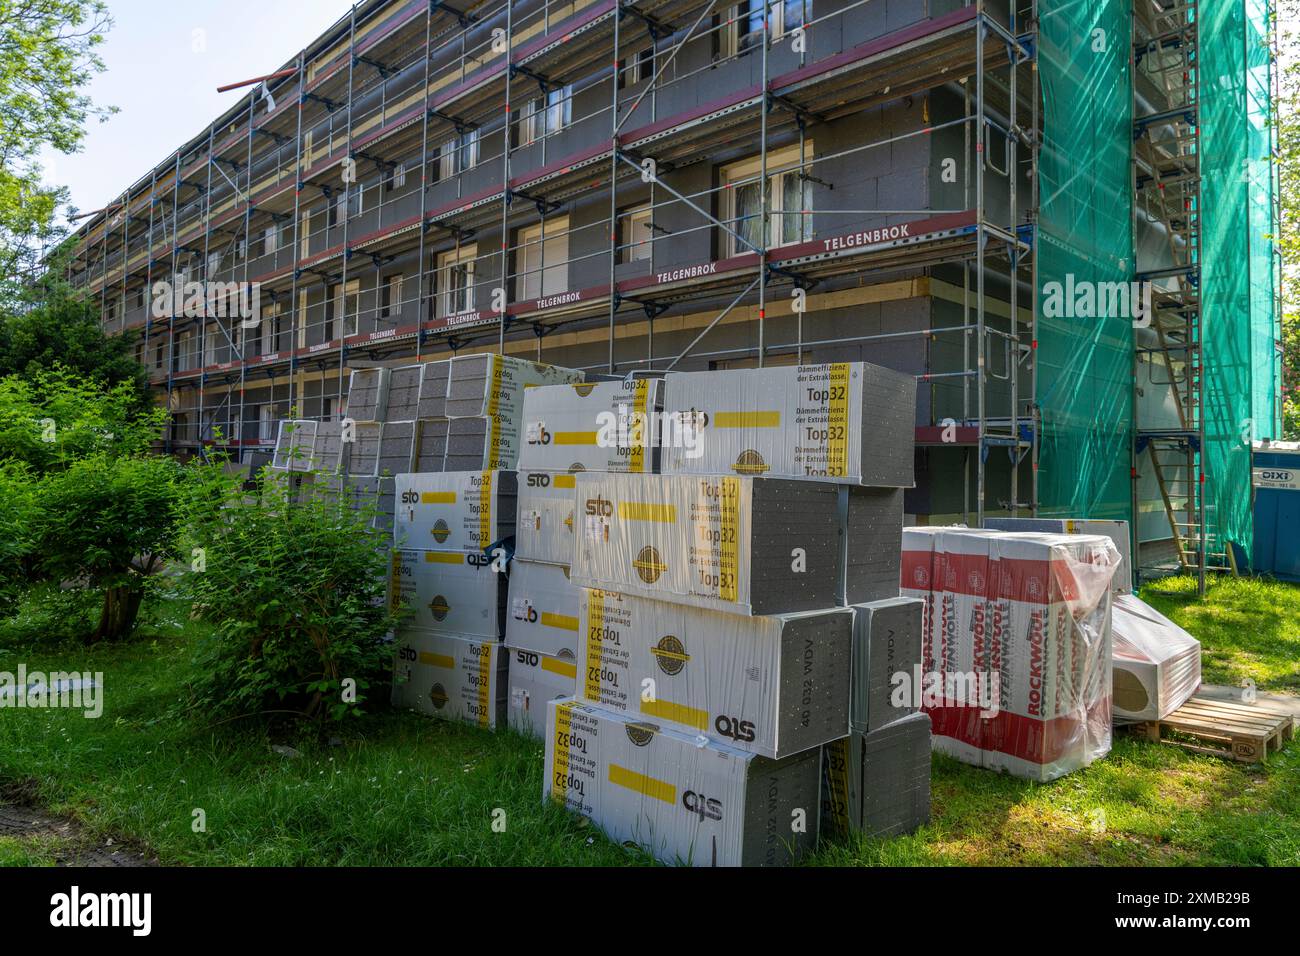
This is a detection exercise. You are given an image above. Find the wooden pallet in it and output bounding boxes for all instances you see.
[1131,696,1296,764]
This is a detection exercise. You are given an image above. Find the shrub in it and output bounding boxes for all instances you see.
[30,452,184,641]
[0,461,33,615]
[176,465,399,724]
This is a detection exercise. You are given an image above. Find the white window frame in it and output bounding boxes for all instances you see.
[391,161,407,190]
[516,217,570,301]
[259,404,276,442]
[332,279,361,338]
[382,274,404,320]
[720,142,814,257]
[619,203,654,263]
[264,225,277,255]
[436,246,477,318]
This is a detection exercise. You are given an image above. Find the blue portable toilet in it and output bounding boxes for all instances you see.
[1252,441,1300,582]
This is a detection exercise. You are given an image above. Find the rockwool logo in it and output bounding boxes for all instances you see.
[49,886,151,936]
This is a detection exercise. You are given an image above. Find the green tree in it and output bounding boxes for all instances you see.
[1278,2,1299,437]
[0,0,113,298]
[0,293,149,408]
[0,365,162,475]
[30,452,183,641]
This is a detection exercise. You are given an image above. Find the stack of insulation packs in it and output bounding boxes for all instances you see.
[901,526,1122,781]
[539,362,931,865]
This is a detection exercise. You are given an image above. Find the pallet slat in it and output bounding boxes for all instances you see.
[1130,694,1295,764]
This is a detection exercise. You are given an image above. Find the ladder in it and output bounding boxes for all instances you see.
[1132,0,1214,593]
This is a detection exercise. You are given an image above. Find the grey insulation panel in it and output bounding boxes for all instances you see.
[347,368,390,423]
[378,421,416,475]
[385,365,424,421]
[843,486,905,604]
[850,598,923,733]
[417,361,450,419]
[414,418,449,473]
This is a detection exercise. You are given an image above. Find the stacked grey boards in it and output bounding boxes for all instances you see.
[819,596,930,839]
[542,361,928,865]
[382,355,586,733]
[547,700,822,867]
[822,712,932,840]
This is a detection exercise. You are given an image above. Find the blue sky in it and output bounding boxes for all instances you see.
[39,0,355,226]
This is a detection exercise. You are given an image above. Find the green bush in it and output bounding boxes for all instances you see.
[0,461,33,615]
[30,452,184,641]
[176,466,400,724]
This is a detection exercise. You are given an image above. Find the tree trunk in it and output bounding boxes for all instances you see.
[91,583,145,643]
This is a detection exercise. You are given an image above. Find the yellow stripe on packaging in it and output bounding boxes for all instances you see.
[553,474,577,488]
[827,363,850,478]
[617,501,677,523]
[714,410,781,429]
[541,612,579,631]
[425,551,465,564]
[542,657,577,679]
[478,471,493,547]
[609,764,676,804]
[418,652,455,669]
[630,379,649,473]
[584,590,605,703]
[719,477,740,603]
[554,431,599,445]
[552,701,575,805]
[640,697,708,730]
[476,642,491,729]
[420,492,457,504]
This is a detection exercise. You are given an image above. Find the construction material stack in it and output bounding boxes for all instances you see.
[507,378,663,736]
[544,362,928,865]
[386,356,585,730]
[900,526,1122,781]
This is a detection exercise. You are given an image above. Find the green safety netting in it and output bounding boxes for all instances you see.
[1200,0,1277,559]
[1035,0,1135,522]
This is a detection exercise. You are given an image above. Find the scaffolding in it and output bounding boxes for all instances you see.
[59,0,1278,548]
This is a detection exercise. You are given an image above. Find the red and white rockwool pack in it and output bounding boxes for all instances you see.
[900,527,940,681]
[906,528,1120,782]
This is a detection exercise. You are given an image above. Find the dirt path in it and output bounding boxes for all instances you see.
[0,801,157,866]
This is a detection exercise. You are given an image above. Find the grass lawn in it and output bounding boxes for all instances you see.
[0,576,1297,866]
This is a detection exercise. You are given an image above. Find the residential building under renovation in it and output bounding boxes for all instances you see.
[60,0,1281,584]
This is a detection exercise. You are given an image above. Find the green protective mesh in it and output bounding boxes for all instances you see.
[1201,0,1277,559]
[1035,0,1135,521]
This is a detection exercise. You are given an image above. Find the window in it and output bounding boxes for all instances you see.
[259,404,276,442]
[389,161,407,191]
[154,341,165,370]
[297,290,309,349]
[264,226,277,255]
[331,279,361,337]
[719,2,802,58]
[203,323,218,367]
[437,247,476,318]
[437,130,480,180]
[720,143,814,256]
[619,48,654,88]
[519,87,572,146]
[618,203,654,263]
[259,302,281,356]
[516,219,569,300]
[381,274,405,320]
[207,251,222,275]
[300,211,311,257]
[236,237,247,261]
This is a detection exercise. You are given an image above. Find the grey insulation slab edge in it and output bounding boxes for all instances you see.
[378,421,417,475]
[414,418,449,473]
[740,747,823,866]
[822,711,931,840]
[385,366,424,421]
[348,368,390,423]
[851,598,923,733]
[777,611,854,756]
[749,479,845,615]
[417,361,450,419]
[844,487,905,605]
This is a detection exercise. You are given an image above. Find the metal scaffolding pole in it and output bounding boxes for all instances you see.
[498,2,516,356]
[607,4,622,374]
